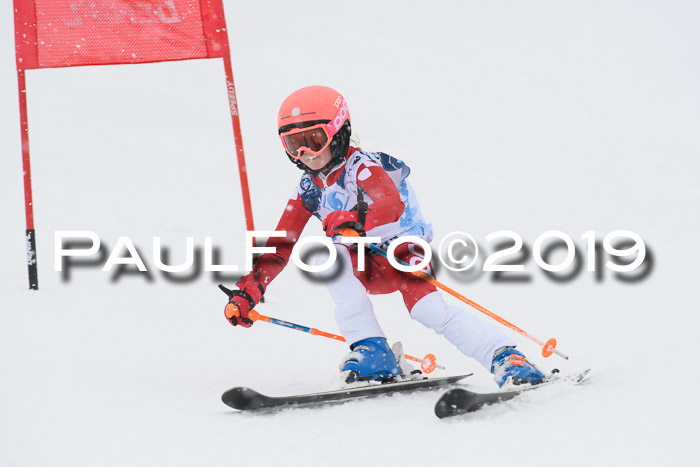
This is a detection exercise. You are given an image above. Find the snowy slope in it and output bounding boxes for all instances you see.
[1,1,699,466]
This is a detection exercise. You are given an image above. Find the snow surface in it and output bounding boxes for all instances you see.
[2,1,699,466]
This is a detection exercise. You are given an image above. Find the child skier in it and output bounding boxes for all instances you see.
[222,85,545,388]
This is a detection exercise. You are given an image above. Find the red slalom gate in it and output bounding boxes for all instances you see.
[12,0,255,289]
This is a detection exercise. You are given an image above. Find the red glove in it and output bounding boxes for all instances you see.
[322,210,374,237]
[218,280,265,328]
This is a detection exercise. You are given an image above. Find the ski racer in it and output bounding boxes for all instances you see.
[222,85,545,388]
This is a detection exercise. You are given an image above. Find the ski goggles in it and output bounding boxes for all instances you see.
[279,97,349,160]
[280,123,333,160]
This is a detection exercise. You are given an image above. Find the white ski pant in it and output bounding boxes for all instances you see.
[316,244,516,370]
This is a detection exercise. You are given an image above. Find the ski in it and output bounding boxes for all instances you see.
[434,369,591,419]
[222,374,471,412]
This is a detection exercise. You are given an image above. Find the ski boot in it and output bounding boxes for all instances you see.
[339,337,401,385]
[491,346,545,389]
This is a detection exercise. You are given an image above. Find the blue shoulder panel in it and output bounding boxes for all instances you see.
[377,152,406,172]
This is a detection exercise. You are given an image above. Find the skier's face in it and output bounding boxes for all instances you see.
[300,146,333,171]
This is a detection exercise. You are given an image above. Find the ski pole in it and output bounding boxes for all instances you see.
[230,306,444,373]
[339,228,569,360]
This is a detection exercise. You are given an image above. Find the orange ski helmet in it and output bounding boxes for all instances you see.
[278,86,352,174]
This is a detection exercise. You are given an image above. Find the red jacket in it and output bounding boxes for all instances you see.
[238,147,406,292]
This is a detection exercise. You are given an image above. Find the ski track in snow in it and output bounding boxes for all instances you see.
[1,2,699,466]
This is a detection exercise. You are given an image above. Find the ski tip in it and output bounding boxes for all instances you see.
[434,388,471,419]
[221,387,266,411]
